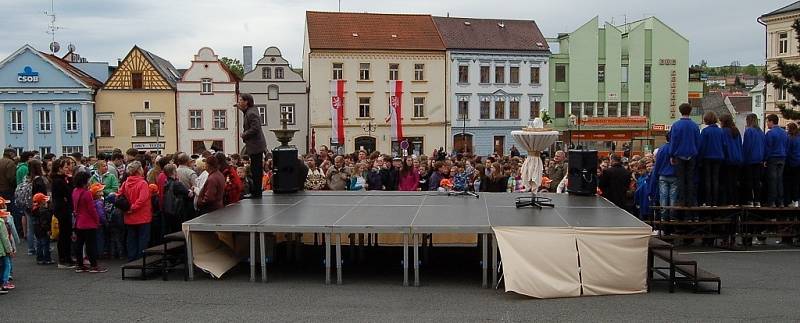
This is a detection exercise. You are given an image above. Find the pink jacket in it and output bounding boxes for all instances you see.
[398,169,420,191]
[72,187,99,229]
[118,175,152,225]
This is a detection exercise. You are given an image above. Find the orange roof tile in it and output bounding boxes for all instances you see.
[306,11,445,51]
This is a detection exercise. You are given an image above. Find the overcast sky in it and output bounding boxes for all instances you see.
[0,0,790,69]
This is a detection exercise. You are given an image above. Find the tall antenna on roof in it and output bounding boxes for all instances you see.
[338,0,341,12]
[44,0,62,54]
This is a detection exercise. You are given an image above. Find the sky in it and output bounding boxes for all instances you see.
[0,0,790,69]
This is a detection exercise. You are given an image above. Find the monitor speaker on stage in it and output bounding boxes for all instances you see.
[272,147,300,193]
[567,150,598,196]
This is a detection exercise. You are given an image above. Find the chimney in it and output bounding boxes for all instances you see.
[243,46,253,73]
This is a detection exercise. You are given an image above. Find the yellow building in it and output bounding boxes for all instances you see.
[760,2,800,126]
[95,46,180,154]
[303,12,448,156]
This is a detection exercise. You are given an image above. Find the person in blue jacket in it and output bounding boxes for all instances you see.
[719,113,743,206]
[669,103,701,207]
[698,111,725,206]
[742,113,765,207]
[784,122,800,207]
[649,132,677,220]
[764,114,789,208]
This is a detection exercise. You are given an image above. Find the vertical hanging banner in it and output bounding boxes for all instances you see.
[329,80,346,145]
[386,80,404,142]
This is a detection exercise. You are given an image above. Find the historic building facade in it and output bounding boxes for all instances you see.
[240,46,308,153]
[760,2,800,126]
[177,47,240,154]
[0,45,103,156]
[549,17,689,152]
[95,46,180,154]
[433,17,550,156]
[304,11,447,156]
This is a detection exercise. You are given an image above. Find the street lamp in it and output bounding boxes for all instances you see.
[460,110,468,154]
[360,121,376,152]
[151,119,164,155]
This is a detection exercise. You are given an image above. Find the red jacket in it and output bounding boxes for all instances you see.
[223,166,243,205]
[118,175,152,225]
[72,187,99,229]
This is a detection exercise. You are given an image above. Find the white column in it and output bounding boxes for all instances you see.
[81,103,89,154]
[0,104,4,147]
[604,102,608,117]
[566,101,571,116]
[26,103,34,151]
[580,102,585,117]
[54,103,62,154]
[627,102,631,117]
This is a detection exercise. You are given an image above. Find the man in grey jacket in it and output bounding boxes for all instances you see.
[237,93,267,197]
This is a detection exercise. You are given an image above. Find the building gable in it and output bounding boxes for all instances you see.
[0,45,86,89]
[104,47,175,90]
[180,47,237,83]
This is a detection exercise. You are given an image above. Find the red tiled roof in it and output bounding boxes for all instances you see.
[306,11,445,51]
[40,52,103,89]
[728,96,753,113]
[432,16,549,51]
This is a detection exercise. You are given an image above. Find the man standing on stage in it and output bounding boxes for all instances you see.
[237,93,267,198]
[599,155,631,209]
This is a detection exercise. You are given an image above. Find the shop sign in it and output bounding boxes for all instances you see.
[17,66,39,83]
[132,143,165,149]
[659,58,677,65]
[581,116,648,127]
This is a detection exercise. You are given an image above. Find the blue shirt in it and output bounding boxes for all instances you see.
[654,143,676,177]
[722,128,743,165]
[742,127,766,164]
[788,135,800,167]
[765,125,789,159]
[699,124,725,160]
[669,117,701,159]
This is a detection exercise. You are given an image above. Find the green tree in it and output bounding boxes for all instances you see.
[220,57,244,79]
[743,64,759,76]
[765,19,800,120]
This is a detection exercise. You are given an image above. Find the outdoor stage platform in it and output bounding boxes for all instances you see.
[183,191,651,298]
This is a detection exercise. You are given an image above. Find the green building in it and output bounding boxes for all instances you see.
[548,17,689,154]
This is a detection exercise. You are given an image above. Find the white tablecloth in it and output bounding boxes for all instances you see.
[510,130,559,190]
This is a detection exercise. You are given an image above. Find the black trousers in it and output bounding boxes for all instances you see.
[74,228,98,268]
[57,212,73,264]
[720,164,740,206]
[766,158,785,207]
[675,158,697,207]
[743,164,763,204]
[250,153,264,197]
[702,159,721,206]
[786,165,800,204]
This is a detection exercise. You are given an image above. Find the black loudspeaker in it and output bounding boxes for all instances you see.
[272,146,300,194]
[567,150,598,196]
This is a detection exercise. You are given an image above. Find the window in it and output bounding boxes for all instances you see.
[389,63,399,81]
[144,101,150,110]
[275,67,284,79]
[262,67,271,79]
[359,63,370,80]
[509,66,519,84]
[494,97,505,119]
[38,110,51,133]
[65,110,78,132]
[131,72,143,89]
[457,97,469,120]
[495,64,505,84]
[584,102,595,117]
[779,87,788,101]
[480,97,491,119]
[779,32,789,54]
[257,106,267,125]
[11,147,23,157]
[135,118,161,137]
[480,66,490,83]
[413,97,425,118]
[332,63,343,80]
[39,146,51,156]
[596,102,605,117]
[755,95,762,108]
[631,103,641,116]
[598,64,605,82]
[268,85,279,100]
[414,64,424,81]
[201,78,213,93]
[530,67,540,84]
[10,110,23,133]
[135,119,147,136]
[62,146,83,155]
[458,65,469,83]
[608,102,618,117]
[621,65,629,84]
[529,98,541,119]
[555,102,566,118]
[643,102,651,117]
[280,105,295,125]
[620,103,628,117]
[555,64,566,82]
[359,97,371,118]
[189,110,203,129]
[644,65,651,83]
[209,109,225,130]
[192,140,224,154]
[509,97,520,119]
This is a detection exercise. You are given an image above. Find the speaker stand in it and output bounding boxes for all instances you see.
[447,190,479,199]
[515,193,554,209]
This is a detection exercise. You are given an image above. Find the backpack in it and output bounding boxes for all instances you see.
[14,178,33,211]
[114,194,131,212]
[33,204,53,239]
[161,180,185,218]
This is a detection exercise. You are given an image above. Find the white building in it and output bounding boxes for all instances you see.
[176,47,240,154]
[750,81,766,124]
[240,46,308,153]
[433,17,550,155]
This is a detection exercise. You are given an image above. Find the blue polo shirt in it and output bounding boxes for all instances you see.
[699,124,725,160]
[669,117,701,159]
[764,125,789,159]
[742,127,765,165]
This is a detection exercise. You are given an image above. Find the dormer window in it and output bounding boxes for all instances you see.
[201,78,212,93]
[262,67,271,79]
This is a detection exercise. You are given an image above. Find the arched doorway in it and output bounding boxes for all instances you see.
[453,133,473,153]
[354,136,376,153]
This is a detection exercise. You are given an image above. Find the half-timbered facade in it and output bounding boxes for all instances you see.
[95,46,180,154]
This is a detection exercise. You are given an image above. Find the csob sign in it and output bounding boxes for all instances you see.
[17,66,39,83]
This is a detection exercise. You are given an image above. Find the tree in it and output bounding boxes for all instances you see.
[765,19,800,120]
[743,64,759,76]
[220,57,244,79]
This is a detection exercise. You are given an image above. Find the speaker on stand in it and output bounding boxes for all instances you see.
[566,150,598,196]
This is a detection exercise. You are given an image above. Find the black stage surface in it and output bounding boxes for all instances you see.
[183,191,649,286]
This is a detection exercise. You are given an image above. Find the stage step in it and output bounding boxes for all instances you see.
[651,249,696,266]
[164,231,186,242]
[675,264,721,294]
[121,255,166,280]
[144,241,186,255]
[649,237,672,249]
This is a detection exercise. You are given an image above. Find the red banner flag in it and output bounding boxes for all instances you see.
[329,80,345,145]
[387,80,403,142]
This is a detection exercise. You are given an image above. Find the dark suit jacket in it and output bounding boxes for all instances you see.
[241,106,267,155]
[599,165,631,208]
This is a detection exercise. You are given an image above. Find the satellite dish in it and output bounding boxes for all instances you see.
[67,43,76,52]
[50,41,60,53]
